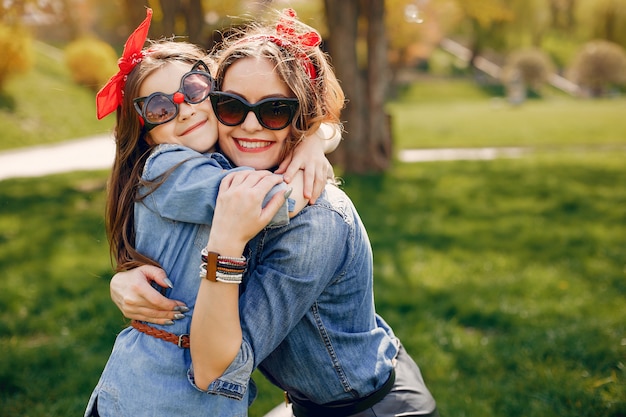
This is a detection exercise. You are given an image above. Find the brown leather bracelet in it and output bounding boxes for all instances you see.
[205,251,219,281]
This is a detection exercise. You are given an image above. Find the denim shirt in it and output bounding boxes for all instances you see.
[85,144,291,417]
[237,184,399,405]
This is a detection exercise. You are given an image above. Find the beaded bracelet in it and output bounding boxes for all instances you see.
[200,249,247,284]
[199,263,245,284]
[201,248,247,268]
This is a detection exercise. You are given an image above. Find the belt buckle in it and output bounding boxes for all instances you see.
[178,333,189,348]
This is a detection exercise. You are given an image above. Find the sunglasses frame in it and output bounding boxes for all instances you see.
[209,91,299,131]
[133,60,214,131]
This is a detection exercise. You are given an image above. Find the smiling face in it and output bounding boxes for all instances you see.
[140,61,218,153]
[217,56,294,170]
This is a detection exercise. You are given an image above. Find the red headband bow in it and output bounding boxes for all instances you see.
[264,8,322,80]
[96,8,153,120]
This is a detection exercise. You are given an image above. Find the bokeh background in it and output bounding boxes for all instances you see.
[0,0,625,416]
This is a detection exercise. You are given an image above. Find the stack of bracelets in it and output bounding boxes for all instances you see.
[199,247,247,284]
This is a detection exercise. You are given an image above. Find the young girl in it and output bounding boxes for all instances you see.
[85,9,338,417]
[111,9,439,417]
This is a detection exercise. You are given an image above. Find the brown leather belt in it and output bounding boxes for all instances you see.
[131,320,190,348]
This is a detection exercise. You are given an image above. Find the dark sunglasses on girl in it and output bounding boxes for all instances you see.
[209,92,299,131]
[133,60,214,131]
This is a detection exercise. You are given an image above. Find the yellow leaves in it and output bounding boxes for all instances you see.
[457,0,514,28]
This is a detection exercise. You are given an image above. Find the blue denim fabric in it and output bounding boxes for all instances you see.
[85,144,290,417]
[237,184,400,405]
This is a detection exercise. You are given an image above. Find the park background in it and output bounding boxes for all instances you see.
[0,0,625,416]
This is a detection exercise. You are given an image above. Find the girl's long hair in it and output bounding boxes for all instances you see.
[105,40,210,271]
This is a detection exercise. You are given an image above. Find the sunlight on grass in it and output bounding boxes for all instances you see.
[0,48,114,151]
[388,88,626,149]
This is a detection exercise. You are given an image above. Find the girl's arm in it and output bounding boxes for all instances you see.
[190,170,287,390]
[275,122,341,204]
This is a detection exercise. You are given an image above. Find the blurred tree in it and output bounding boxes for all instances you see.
[324,0,391,173]
[0,22,33,92]
[588,0,626,48]
[160,0,204,44]
[567,39,626,96]
[121,0,148,37]
[450,0,514,66]
[65,36,118,90]
[501,47,555,94]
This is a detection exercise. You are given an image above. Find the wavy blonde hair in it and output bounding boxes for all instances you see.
[213,11,345,160]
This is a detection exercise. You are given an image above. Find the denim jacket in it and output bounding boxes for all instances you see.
[237,183,399,405]
[85,144,291,417]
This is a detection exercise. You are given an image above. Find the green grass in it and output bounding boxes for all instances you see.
[388,82,626,149]
[0,42,114,151]
[0,47,625,416]
[1,149,624,416]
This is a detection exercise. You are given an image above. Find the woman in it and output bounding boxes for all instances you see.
[112,9,439,417]
[85,9,337,417]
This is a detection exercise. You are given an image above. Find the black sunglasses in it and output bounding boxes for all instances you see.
[133,60,214,131]
[209,92,299,131]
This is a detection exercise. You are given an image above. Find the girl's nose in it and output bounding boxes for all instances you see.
[177,101,196,120]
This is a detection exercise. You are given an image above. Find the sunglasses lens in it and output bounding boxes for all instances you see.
[258,101,294,130]
[183,73,212,104]
[143,95,177,124]
[214,96,247,126]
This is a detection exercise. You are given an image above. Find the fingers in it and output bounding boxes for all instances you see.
[209,171,285,254]
[274,154,293,177]
[110,266,188,325]
[260,187,292,224]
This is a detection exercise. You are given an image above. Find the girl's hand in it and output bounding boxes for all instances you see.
[275,123,340,204]
[110,265,188,325]
[206,170,287,256]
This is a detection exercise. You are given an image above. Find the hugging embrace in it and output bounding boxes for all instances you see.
[86,7,438,417]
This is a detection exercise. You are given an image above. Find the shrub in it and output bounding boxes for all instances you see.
[566,39,626,97]
[65,37,118,91]
[501,48,555,93]
[0,23,34,92]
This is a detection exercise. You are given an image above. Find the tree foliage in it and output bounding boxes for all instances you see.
[65,37,118,91]
[567,39,626,96]
[502,48,555,92]
[0,23,33,92]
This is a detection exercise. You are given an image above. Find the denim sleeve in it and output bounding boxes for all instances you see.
[238,207,351,368]
[187,340,254,400]
[143,145,290,226]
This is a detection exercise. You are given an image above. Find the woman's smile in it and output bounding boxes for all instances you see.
[233,138,274,152]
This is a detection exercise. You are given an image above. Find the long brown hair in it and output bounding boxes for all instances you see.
[105,40,210,271]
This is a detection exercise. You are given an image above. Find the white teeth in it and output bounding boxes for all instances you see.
[236,140,270,149]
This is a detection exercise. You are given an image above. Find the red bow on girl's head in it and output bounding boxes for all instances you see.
[96,8,153,120]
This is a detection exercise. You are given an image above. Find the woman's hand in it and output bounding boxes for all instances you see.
[275,123,340,204]
[110,265,188,325]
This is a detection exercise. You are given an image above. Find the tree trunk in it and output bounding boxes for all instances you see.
[183,0,204,45]
[123,0,149,37]
[160,0,180,38]
[364,0,392,171]
[324,0,365,173]
[324,0,391,174]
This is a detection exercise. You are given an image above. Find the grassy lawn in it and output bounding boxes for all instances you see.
[389,79,626,149]
[0,42,114,152]
[0,149,624,416]
[0,47,624,416]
